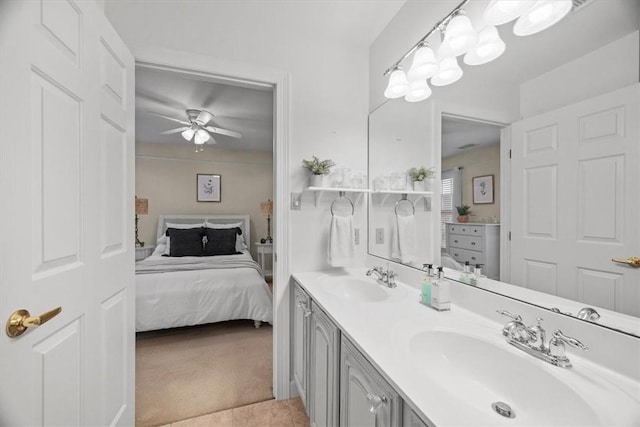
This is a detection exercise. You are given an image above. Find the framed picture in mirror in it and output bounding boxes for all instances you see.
[473,175,494,204]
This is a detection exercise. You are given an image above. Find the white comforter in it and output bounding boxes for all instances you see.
[135,251,273,332]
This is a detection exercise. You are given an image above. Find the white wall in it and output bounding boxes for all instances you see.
[106,2,371,272]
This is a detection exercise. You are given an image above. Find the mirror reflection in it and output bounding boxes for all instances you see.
[368,0,639,337]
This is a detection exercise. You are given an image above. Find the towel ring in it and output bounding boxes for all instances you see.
[394,194,415,216]
[331,191,355,216]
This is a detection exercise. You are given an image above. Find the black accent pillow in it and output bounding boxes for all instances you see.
[204,227,241,256]
[167,227,204,257]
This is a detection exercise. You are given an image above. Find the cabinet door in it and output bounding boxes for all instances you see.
[340,337,401,427]
[309,301,340,427]
[292,282,311,408]
[403,401,430,427]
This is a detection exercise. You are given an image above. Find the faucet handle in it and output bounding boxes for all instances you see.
[496,309,522,322]
[552,329,588,351]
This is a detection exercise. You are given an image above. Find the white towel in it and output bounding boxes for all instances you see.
[328,214,354,267]
[391,214,417,264]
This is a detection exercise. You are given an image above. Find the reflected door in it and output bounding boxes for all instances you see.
[0,1,135,425]
[510,84,639,316]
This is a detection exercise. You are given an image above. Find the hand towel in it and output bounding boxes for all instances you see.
[391,214,417,264]
[328,214,354,267]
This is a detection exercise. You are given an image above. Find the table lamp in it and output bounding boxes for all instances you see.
[135,196,149,247]
[260,199,273,243]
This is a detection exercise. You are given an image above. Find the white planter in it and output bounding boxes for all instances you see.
[310,174,326,187]
[413,180,426,192]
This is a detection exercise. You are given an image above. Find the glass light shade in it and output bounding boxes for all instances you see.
[431,57,463,86]
[440,14,477,57]
[483,0,536,25]
[407,45,438,81]
[464,26,506,65]
[194,129,210,145]
[514,0,572,36]
[181,127,195,141]
[383,69,410,99]
[404,80,432,102]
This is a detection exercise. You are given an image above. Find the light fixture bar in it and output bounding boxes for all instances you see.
[383,0,469,77]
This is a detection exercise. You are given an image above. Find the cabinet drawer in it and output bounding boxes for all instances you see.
[448,224,484,237]
[449,247,485,265]
[448,234,483,251]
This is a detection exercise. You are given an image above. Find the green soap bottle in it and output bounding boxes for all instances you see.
[421,264,433,305]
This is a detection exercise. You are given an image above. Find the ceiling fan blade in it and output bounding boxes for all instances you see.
[195,110,214,125]
[204,125,242,139]
[160,127,189,135]
[147,111,190,126]
[205,136,217,145]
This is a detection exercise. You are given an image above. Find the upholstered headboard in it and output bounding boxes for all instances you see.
[156,214,251,245]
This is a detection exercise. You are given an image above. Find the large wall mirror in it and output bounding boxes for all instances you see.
[368,0,639,337]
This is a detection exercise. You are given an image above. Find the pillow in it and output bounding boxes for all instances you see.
[204,228,241,256]
[206,221,247,251]
[161,222,206,255]
[166,228,205,257]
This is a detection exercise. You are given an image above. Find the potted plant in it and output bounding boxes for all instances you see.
[456,204,472,223]
[302,155,335,187]
[407,166,434,191]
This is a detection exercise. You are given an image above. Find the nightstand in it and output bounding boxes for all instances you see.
[254,242,273,278]
[135,245,155,261]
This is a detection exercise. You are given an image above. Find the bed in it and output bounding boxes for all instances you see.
[134,214,273,332]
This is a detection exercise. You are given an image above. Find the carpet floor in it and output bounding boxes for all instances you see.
[136,320,273,427]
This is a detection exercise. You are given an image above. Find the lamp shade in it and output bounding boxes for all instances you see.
[383,68,410,99]
[514,0,572,36]
[260,199,273,216]
[483,0,535,26]
[181,127,195,141]
[405,80,432,103]
[135,197,149,215]
[431,56,463,86]
[439,14,477,57]
[407,45,438,82]
[194,128,210,145]
[464,26,506,66]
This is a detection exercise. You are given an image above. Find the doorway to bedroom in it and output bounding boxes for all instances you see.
[133,63,278,427]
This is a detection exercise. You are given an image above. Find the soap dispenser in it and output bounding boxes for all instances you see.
[459,261,472,284]
[420,264,433,305]
[431,267,451,311]
[471,263,485,286]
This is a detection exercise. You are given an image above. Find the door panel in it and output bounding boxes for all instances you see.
[0,1,135,426]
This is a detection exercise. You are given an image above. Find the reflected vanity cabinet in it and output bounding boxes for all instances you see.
[446,223,500,280]
[292,282,311,408]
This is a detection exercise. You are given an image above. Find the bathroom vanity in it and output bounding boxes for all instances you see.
[291,269,640,426]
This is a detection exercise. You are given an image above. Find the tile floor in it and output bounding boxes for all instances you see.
[160,397,310,427]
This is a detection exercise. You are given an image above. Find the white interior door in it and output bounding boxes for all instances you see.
[0,1,135,426]
[510,84,639,317]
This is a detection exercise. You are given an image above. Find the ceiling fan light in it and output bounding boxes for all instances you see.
[514,0,572,36]
[431,56,463,86]
[384,68,410,99]
[440,14,477,57]
[464,26,506,65]
[407,45,438,81]
[404,80,432,102]
[181,127,196,141]
[483,0,536,26]
[194,129,210,145]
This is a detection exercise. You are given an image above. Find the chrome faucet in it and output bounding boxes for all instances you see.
[576,307,600,322]
[497,310,588,368]
[366,266,397,288]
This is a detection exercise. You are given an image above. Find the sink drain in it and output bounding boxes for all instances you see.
[491,401,515,419]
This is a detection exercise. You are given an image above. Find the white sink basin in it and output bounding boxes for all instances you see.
[316,275,391,302]
[410,330,600,425]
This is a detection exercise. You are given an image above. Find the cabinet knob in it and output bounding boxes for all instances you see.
[366,393,387,413]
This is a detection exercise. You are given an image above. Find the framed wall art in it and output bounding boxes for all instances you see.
[472,174,494,204]
[197,174,221,202]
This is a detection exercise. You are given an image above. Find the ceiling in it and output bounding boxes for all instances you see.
[442,116,501,159]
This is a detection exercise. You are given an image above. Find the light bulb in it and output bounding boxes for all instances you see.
[383,68,410,99]
[194,129,210,145]
[514,0,572,36]
[407,45,438,81]
[404,80,432,102]
[464,26,506,66]
[483,0,536,25]
[431,56,463,86]
[181,127,195,141]
[440,14,477,57]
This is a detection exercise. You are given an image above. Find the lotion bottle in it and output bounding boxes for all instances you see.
[459,261,472,284]
[431,267,451,311]
[420,264,433,305]
[471,263,484,286]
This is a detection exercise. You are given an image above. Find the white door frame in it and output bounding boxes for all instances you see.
[128,43,291,399]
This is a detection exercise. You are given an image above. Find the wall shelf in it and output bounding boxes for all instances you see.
[371,189,433,207]
[306,187,371,207]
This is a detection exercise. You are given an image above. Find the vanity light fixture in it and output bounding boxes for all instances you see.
[407,44,438,82]
[438,11,477,58]
[483,0,536,26]
[405,79,432,102]
[431,57,463,86]
[464,26,506,66]
[383,67,410,98]
[514,0,572,36]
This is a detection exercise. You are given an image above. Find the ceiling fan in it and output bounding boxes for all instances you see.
[151,109,242,145]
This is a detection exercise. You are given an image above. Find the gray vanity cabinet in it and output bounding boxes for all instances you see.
[309,300,340,427]
[402,402,430,427]
[340,337,401,427]
[292,282,311,408]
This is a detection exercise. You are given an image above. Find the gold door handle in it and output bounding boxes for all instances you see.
[6,307,62,338]
[611,257,640,268]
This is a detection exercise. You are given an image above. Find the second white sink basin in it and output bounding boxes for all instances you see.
[316,275,392,302]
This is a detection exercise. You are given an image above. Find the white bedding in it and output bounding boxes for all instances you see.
[135,251,273,332]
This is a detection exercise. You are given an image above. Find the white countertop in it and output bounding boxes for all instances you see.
[292,268,640,426]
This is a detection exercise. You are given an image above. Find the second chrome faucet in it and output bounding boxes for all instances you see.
[366,266,397,288]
